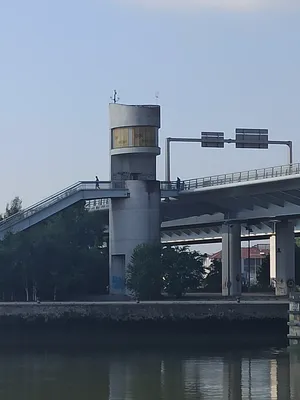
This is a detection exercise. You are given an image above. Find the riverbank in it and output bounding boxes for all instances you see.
[0,301,289,334]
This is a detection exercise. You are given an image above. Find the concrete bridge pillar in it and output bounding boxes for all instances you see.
[109,180,161,295]
[270,220,295,296]
[108,103,161,296]
[222,223,241,297]
[270,234,276,283]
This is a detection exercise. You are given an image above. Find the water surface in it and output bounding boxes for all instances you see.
[0,333,299,399]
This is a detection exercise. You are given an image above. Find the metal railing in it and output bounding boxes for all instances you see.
[86,182,180,211]
[0,181,125,231]
[160,181,178,191]
[182,163,300,191]
[86,198,110,211]
[1,163,299,232]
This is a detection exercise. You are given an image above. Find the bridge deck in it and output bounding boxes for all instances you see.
[182,162,300,191]
[0,181,178,238]
[1,162,300,238]
[0,181,128,237]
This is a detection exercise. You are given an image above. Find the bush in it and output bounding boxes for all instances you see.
[162,246,204,298]
[126,244,206,300]
[203,260,222,293]
[126,243,163,300]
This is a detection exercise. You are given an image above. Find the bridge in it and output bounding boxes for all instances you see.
[160,163,300,241]
[0,180,178,239]
[2,102,299,298]
[1,161,299,298]
[161,220,300,245]
[1,162,300,240]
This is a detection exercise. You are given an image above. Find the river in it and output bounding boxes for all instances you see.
[0,332,299,399]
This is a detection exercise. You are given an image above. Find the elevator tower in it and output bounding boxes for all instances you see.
[109,103,161,295]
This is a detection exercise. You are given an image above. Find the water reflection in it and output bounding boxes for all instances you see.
[290,351,300,399]
[0,344,299,399]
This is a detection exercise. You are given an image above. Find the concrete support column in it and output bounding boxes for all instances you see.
[270,234,276,283]
[270,221,295,296]
[222,223,241,297]
[109,180,161,296]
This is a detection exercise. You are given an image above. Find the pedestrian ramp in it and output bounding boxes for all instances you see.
[0,181,128,239]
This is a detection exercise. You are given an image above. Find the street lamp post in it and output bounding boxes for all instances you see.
[165,130,293,182]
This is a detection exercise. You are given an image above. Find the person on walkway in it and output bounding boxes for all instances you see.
[95,176,100,189]
[176,177,181,191]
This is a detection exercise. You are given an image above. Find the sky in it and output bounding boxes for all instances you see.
[1,0,300,251]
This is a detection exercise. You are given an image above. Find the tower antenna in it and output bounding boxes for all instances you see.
[110,90,120,104]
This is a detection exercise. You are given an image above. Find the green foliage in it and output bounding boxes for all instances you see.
[204,259,222,293]
[126,243,163,300]
[125,239,300,299]
[126,244,205,299]
[0,196,22,220]
[5,197,22,218]
[256,255,271,290]
[0,200,108,301]
[162,246,204,298]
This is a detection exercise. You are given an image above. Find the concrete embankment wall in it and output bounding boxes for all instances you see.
[0,302,288,331]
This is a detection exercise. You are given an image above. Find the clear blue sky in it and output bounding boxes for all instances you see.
[1,0,300,212]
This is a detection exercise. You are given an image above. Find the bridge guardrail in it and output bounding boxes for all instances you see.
[160,182,178,191]
[0,181,126,231]
[86,181,179,211]
[86,199,110,211]
[1,163,300,232]
[182,163,300,191]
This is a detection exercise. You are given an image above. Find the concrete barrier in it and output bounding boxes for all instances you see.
[0,301,288,330]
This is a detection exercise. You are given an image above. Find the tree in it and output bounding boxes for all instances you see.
[0,196,22,221]
[204,259,222,293]
[126,244,206,300]
[0,199,109,301]
[4,196,22,218]
[162,246,204,298]
[256,255,271,290]
[126,243,163,300]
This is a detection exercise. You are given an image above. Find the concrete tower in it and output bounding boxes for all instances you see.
[109,103,161,296]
